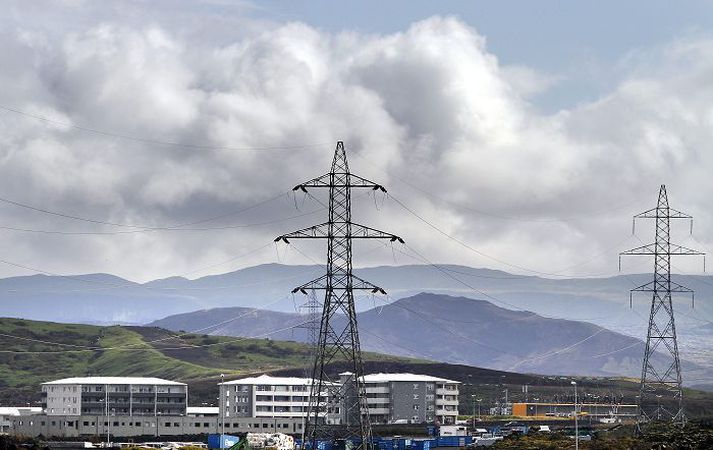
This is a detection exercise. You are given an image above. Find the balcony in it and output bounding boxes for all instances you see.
[364,387,389,394]
[435,388,458,396]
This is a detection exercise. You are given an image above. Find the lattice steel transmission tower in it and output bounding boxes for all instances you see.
[296,291,321,376]
[275,141,403,449]
[620,185,705,424]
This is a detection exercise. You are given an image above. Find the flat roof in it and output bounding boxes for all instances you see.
[0,407,42,416]
[513,402,637,407]
[187,407,219,415]
[221,374,318,386]
[221,373,459,385]
[42,377,186,386]
[362,373,460,384]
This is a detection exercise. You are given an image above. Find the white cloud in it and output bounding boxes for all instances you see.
[0,9,711,282]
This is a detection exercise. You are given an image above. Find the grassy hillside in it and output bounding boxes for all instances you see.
[0,317,420,405]
[2,317,713,419]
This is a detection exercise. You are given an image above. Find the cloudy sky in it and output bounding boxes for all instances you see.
[0,0,712,282]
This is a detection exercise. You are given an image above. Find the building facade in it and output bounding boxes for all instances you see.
[351,373,460,425]
[218,375,340,424]
[11,413,306,438]
[511,402,638,419]
[0,407,42,433]
[41,377,188,417]
[13,372,459,438]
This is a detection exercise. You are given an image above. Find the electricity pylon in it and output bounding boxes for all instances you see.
[296,290,321,376]
[275,141,403,449]
[620,185,705,425]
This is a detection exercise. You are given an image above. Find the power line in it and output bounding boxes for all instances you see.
[389,193,634,279]
[0,207,323,235]
[0,314,313,354]
[0,191,291,230]
[351,151,646,223]
[0,241,277,293]
[0,105,330,152]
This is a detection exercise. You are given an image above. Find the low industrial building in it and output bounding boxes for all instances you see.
[512,402,638,419]
[0,407,42,433]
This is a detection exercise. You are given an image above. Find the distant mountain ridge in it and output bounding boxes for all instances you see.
[149,292,711,381]
[1,263,711,373]
[3,263,712,330]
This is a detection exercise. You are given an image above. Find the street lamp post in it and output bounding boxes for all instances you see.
[470,395,476,427]
[571,381,578,450]
[477,399,482,421]
[220,374,225,448]
[105,385,110,447]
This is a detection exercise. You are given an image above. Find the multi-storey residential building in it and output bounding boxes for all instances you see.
[218,375,340,424]
[41,377,188,417]
[14,372,458,438]
[343,373,460,425]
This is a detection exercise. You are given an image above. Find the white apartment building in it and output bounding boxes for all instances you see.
[220,373,460,426]
[218,375,340,424]
[41,377,188,416]
[352,373,460,425]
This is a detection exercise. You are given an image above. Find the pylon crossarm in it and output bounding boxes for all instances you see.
[634,207,692,220]
[620,243,656,255]
[668,243,705,256]
[620,242,704,256]
[291,274,387,294]
[275,223,331,241]
[631,280,693,293]
[350,223,404,241]
[275,223,403,242]
[293,173,387,191]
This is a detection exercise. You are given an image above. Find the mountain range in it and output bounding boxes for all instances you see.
[150,292,710,381]
[1,263,711,379]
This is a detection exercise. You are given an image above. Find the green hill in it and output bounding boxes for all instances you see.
[0,317,420,405]
[3,317,713,419]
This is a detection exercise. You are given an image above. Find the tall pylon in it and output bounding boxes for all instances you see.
[620,185,705,424]
[275,141,403,449]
